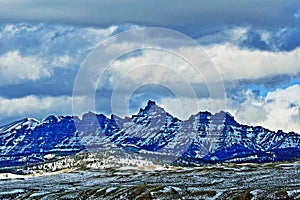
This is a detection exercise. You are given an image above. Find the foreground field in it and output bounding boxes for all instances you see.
[0,161,299,200]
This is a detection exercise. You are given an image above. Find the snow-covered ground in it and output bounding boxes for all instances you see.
[0,168,72,180]
[0,160,299,199]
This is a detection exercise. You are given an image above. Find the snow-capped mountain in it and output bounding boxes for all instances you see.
[177,112,300,165]
[109,100,181,152]
[0,100,300,167]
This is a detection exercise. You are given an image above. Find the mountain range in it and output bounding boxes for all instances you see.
[0,100,300,168]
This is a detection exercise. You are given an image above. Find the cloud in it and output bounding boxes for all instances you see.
[0,23,299,92]
[207,43,300,80]
[233,85,300,133]
[157,84,300,133]
[2,32,298,88]
[81,34,300,119]
[95,42,300,90]
[197,26,300,51]
[0,51,50,85]
[0,22,300,134]
[0,95,73,122]
[261,85,300,132]
[2,85,299,134]
[0,23,118,61]
[0,0,299,32]
[100,49,201,88]
[0,23,118,88]
[158,97,228,120]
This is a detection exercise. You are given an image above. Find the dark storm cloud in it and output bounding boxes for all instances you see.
[0,0,299,32]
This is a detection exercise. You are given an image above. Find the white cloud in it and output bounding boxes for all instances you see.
[50,54,72,67]
[1,86,300,134]
[5,39,299,88]
[157,85,300,133]
[104,50,195,87]
[0,95,73,120]
[233,95,268,125]
[96,41,300,92]
[230,26,250,42]
[0,23,120,86]
[86,25,118,46]
[229,85,300,133]
[0,51,51,85]
[2,24,297,89]
[1,23,300,133]
[207,43,300,80]
[230,85,300,133]
[157,97,228,120]
[259,85,300,132]
[97,47,223,91]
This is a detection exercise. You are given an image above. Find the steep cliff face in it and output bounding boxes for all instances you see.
[0,100,300,167]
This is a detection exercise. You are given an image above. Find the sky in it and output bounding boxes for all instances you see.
[0,0,300,133]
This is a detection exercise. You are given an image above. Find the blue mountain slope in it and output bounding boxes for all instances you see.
[0,100,300,167]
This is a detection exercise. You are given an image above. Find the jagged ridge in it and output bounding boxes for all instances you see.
[0,100,300,167]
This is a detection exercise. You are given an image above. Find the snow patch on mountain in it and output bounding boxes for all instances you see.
[0,100,300,167]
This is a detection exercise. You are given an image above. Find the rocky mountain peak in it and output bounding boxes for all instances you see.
[0,100,300,167]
